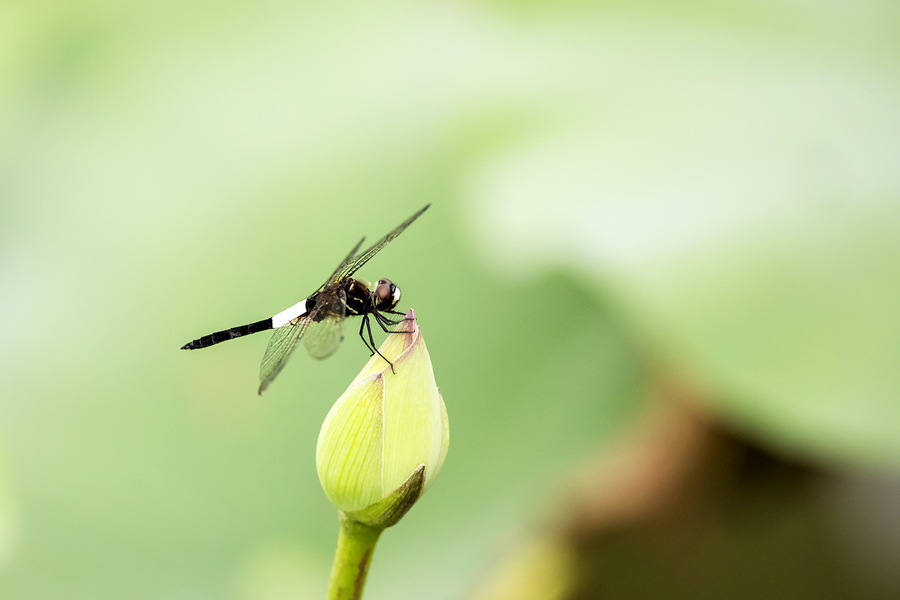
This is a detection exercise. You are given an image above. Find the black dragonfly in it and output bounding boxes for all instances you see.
[181,204,430,394]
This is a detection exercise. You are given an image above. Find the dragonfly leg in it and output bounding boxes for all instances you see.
[362,314,397,374]
[383,309,416,324]
[358,316,375,356]
[373,309,413,332]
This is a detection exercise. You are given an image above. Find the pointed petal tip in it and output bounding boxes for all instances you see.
[396,308,418,335]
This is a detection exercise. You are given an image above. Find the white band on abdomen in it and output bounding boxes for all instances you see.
[271,300,307,328]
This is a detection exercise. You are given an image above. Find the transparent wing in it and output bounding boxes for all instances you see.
[303,316,346,360]
[304,286,347,359]
[258,318,312,395]
[323,236,366,288]
[337,204,430,280]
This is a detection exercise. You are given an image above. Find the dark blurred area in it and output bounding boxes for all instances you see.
[1,1,898,599]
[468,388,900,600]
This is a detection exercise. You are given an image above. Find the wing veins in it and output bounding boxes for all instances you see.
[257,301,328,394]
[325,237,365,287]
[337,204,430,281]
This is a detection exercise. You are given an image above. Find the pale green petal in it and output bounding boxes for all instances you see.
[316,373,385,512]
[428,389,450,493]
[382,331,445,493]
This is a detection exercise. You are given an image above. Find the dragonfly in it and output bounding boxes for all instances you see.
[181,204,430,394]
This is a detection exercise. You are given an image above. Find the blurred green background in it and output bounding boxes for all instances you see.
[1,1,899,599]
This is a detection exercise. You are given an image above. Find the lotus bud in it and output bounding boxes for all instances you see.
[316,309,448,528]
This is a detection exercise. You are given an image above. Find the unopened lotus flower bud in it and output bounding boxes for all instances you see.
[316,309,448,528]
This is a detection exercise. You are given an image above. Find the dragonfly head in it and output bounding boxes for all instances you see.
[374,278,401,311]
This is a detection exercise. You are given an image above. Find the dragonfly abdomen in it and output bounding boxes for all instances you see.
[181,318,273,350]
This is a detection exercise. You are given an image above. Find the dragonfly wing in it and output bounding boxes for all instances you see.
[323,236,365,288]
[303,287,347,359]
[303,316,346,360]
[339,204,430,280]
[258,317,311,395]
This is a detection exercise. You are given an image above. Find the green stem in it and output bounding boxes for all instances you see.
[327,514,384,600]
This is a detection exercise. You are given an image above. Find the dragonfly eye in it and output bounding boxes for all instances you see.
[374,279,399,310]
